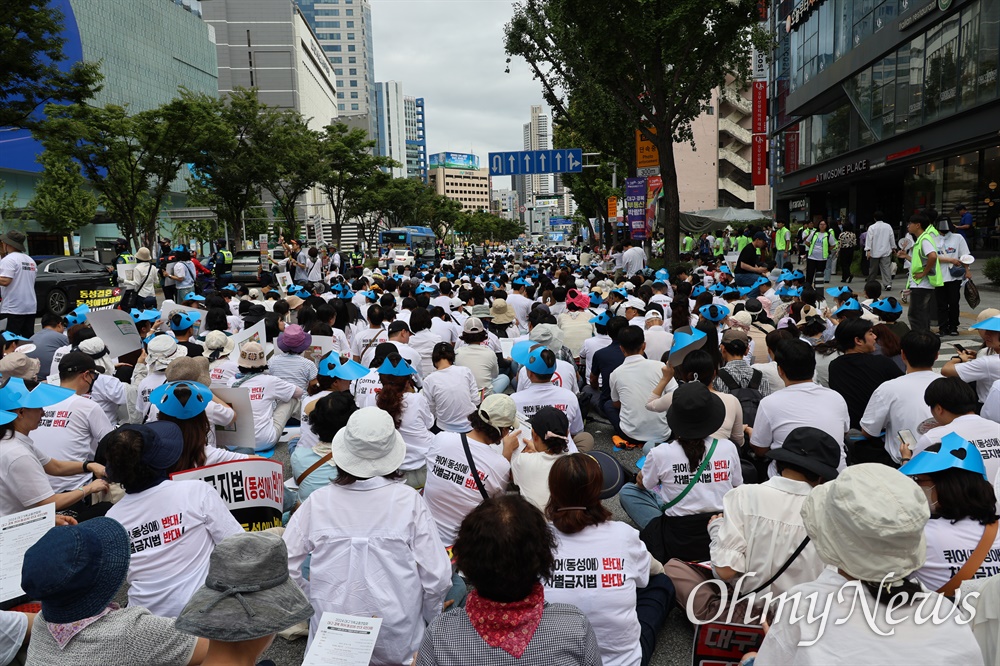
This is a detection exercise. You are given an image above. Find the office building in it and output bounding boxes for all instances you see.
[203,0,339,245]
[373,82,407,179]
[492,188,520,220]
[768,0,999,230]
[428,153,490,212]
[405,97,428,182]
[0,0,218,254]
[296,0,376,137]
[516,105,554,225]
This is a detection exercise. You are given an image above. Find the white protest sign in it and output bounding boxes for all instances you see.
[303,613,383,666]
[276,271,293,293]
[1,503,55,603]
[499,337,516,359]
[171,458,283,531]
[232,319,265,352]
[85,308,142,359]
[303,335,334,365]
[210,387,257,450]
[116,263,136,284]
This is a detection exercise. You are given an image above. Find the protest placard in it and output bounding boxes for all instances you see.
[302,613,382,665]
[210,387,256,449]
[116,263,136,284]
[171,458,283,532]
[232,320,265,352]
[1,504,55,603]
[276,272,293,293]
[85,308,142,359]
[303,335,335,364]
[692,621,765,666]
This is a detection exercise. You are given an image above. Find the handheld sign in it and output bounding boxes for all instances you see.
[171,459,284,532]
[1,504,56,604]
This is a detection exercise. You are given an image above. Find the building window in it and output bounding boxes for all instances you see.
[350,92,358,98]
[346,9,354,15]
[337,92,344,99]
[351,103,359,110]
[347,33,355,39]
[347,20,354,27]
[349,68,357,75]
[334,68,343,75]
[348,45,356,52]
[348,56,356,63]
[339,104,345,110]
[331,56,342,63]
[336,80,344,87]
[331,45,341,51]
[349,80,358,87]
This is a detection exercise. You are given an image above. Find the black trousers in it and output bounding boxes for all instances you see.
[839,247,856,280]
[2,313,35,338]
[936,280,962,332]
[806,258,826,286]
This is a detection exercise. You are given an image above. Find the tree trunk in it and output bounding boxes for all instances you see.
[658,137,680,265]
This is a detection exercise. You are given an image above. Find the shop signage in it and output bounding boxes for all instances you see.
[752,81,767,134]
[752,134,768,186]
[752,48,768,79]
[786,0,827,32]
[815,159,869,182]
[789,198,810,212]
[887,145,922,161]
[899,0,937,29]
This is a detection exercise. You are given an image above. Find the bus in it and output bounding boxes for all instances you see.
[379,226,437,260]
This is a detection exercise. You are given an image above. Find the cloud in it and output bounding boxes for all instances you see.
[370,0,551,178]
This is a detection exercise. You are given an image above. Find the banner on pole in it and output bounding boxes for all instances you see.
[645,176,663,238]
[625,178,648,241]
[752,81,768,134]
[752,135,768,187]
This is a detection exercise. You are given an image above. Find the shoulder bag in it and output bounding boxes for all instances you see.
[118,263,153,311]
[296,453,333,486]
[460,432,490,500]
[938,521,998,596]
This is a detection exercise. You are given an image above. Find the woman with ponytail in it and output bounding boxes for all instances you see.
[545,453,675,666]
[501,406,571,512]
[374,353,434,489]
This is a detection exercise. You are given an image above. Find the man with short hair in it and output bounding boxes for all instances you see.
[865,211,895,289]
[590,316,629,430]
[351,304,388,362]
[734,232,769,289]
[0,230,38,338]
[860,330,940,465]
[751,340,849,476]
[609,326,670,448]
[898,213,940,332]
[621,239,646,276]
[912,377,1000,480]
[642,310,673,365]
[28,313,68,377]
[827,318,903,429]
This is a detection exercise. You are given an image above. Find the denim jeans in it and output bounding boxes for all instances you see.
[618,483,663,531]
[734,273,758,288]
[774,250,788,271]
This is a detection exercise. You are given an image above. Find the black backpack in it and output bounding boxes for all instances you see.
[717,368,764,427]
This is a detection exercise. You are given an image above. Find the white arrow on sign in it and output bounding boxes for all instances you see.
[524,153,531,172]
[508,155,516,173]
[539,153,547,171]
[492,154,501,174]
[554,152,563,171]
[567,151,581,171]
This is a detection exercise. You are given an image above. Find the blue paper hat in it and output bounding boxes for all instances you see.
[790,270,805,281]
[0,409,15,425]
[709,283,726,294]
[736,286,754,298]
[779,270,795,283]
[183,293,206,302]
[317,354,370,380]
[589,293,604,305]
[172,245,187,252]
[589,311,611,326]
[777,286,803,298]
[484,282,497,292]
[339,289,354,300]
[331,283,345,294]
[612,287,628,299]
[699,304,730,322]
[870,297,903,315]
[1,331,29,343]
[363,290,378,301]
[376,356,417,377]
[415,284,435,295]
[719,265,732,275]
[971,316,1000,332]
[511,340,556,374]
[654,268,670,282]
[222,284,238,293]
[668,327,708,366]
[834,298,861,316]
[512,277,527,286]
[0,379,74,410]
[826,286,852,298]
[130,308,160,323]
[899,432,988,480]
[691,285,707,298]
[64,304,90,326]
[169,311,202,331]
[148,380,213,419]
[753,276,771,289]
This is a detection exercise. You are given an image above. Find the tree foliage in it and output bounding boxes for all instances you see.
[505,0,768,262]
[454,211,523,245]
[257,112,324,240]
[28,149,97,234]
[0,0,103,129]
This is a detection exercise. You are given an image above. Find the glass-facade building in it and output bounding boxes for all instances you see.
[770,0,1000,235]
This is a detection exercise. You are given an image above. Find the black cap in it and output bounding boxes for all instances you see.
[387,320,411,335]
[745,297,763,314]
[753,231,768,241]
[58,351,102,376]
[528,406,570,442]
[766,426,841,481]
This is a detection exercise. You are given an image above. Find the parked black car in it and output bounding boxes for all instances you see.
[33,256,120,316]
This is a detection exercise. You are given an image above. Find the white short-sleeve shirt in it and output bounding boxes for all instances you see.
[0,252,37,314]
[30,395,114,493]
[640,437,743,516]
[859,370,938,463]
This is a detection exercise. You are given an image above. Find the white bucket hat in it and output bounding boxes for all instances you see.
[528,323,564,349]
[146,335,187,371]
[78,337,115,376]
[330,407,405,478]
[801,464,929,583]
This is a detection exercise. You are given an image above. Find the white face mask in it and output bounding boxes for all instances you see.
[921,483,938,512]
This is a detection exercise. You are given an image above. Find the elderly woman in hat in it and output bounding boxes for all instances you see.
[21,518,209,665]
[284,407,452,665]
[104,421,243,619]
[124,247,158,310]
[201,330,238,387]
[749,464,983,665]
[133,335,187,421]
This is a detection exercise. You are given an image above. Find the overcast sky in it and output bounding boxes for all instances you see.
[370,0,551,189]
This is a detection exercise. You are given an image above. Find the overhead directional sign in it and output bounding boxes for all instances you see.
[488,149,583,176]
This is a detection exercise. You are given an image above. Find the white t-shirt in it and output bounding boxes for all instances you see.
[915,414,1000,484]
[396,392,436,470]
[859,370,938,463]
[506,293,533,328]
[984,379,1000,424]
[914,517,1000,592]
[430,318,460,345]
[936,232,970,283]
[423,431,511,545]
[544,521,650,666]
[610,356,670,443]
[580,334,613,384]
[643,327,673,366]
[209,357,239,387]
[0,252,37,314]
[421,365,479,432]
[751,382,849,477]
[408,330,443,377]
[515,359,579,394]
[956,355,1000,404]
[135,371,167,418]
[227,373,298,446]
[511,448,567,512]
[454,343,498,397]
[352,370,382,408]
[31,395,114,493]
[108,479,244,618]
[0,432,52,516]
[640,437,742,516]
[297,390,332,453]
[350,326,388,360]
[512,382,585,435]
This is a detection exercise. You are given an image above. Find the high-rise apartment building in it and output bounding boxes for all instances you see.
[516,105,553,226]
[296,0,376,135]
[374,81,407,179]
[404,97,428,183]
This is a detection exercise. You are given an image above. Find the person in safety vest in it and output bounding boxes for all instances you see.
[350,244,365,278]
[804,219,837,287]
[111,238,134,284]
[211,239,233,284]
[774,220,792,270]
[898,211,941,333]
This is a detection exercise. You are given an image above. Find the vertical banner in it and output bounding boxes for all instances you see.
[607,197,618,221]
[752,81,768,134]
[624,178,648,240]
[785,124,800,174]
[635,129,660,176]
[645,176,663,238]
[752,135,768,186]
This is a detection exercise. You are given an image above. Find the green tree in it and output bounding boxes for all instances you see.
[258,113,324,240]
[454,211,522,245]
[316,122,398,244]
[505,0,768,263]
[39,93,218,247]
[0,0,103,129]
[0,181,18,224]
[169,218,215,249]
[28,149,97,233]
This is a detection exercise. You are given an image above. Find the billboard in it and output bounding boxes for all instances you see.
[625,178,647,240]
[429,152,480,171]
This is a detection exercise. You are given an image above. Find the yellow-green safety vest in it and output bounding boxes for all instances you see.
[775,228,790,251]
[220,250,233,265]
[682,236,693,252]
[807,230,835,259]
[116,254,134,265]
[736,236,749,253]
[910,227,943,287]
